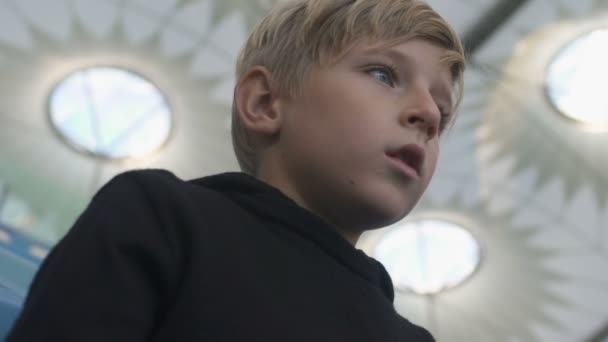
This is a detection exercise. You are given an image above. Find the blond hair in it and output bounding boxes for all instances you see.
[232,0,465,175]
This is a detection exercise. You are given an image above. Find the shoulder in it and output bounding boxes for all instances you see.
[96,169,202,206]
[102,168,183,193]
[96,169,241,220]
[86,169,206,230]
[61,170,199,264]
[92,170,257,238]
[75,169,191,232]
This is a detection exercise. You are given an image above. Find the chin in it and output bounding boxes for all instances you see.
[327,173,423,230]
[376,185,423,225]
[377,204,415,228]
[351,190,418,230]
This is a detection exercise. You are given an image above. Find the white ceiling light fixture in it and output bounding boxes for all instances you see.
[373,218,481,295]
[48,67,172,159]
[546,28,608,131]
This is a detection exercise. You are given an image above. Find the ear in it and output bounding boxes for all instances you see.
[234,66,283,137]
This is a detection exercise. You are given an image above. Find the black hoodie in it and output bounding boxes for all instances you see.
[6,169,434,341]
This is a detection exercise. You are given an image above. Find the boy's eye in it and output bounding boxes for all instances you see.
[367,66,397,87]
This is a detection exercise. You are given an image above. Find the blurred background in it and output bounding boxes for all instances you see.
[0,0,606,340]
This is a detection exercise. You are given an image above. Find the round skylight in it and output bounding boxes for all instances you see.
[546,29,608,130]
[49,67,172,159]
[373,219,481,295]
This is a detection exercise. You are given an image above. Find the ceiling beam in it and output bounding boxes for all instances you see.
[586,323,608,342]
[461,0,531,56]
[0,183,8,217]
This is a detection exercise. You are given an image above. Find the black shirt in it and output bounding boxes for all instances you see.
[7,169,434,341]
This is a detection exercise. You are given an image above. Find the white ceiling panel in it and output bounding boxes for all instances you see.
[1,0,607,340]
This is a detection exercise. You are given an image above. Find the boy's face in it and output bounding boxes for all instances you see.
[270,39,454,239]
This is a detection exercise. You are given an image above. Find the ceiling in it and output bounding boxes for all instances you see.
[0,0,607,341]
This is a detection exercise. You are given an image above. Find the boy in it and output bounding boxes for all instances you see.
[7,0,464,340]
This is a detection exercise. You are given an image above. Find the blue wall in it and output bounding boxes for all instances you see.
[0,286,23,339]
[0,223,47,339]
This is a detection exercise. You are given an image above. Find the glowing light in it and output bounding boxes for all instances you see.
[546,29,608,130]
[0,229,11,243]
[373,219,480,295]
[29,246,49,259]
[49,67,172,159]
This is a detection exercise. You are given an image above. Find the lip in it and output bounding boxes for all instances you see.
[385,144,425,178]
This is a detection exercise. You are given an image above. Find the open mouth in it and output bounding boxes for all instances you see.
[386,144,425,178]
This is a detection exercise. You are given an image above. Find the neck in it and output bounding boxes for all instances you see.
[256,160,361,246]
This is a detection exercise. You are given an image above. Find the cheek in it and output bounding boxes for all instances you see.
[425,145,440,181]
[287,94,368,146]
[283,74,396,163]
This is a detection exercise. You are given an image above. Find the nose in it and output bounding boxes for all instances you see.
[398,87,441,140]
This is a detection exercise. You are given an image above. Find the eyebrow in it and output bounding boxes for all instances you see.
[363,46,454,110]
